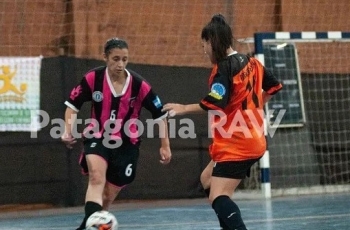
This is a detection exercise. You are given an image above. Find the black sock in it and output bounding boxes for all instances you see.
[212,195,247,230]
[76,201,103,230]
[204,188,230,230]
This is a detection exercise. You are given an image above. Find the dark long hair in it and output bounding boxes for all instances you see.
[201,14,233,63]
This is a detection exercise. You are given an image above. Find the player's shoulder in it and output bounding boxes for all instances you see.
[228,52,250,65]
[127,69,151,85]
[222,53,263,75]
[217,52,248,76]
[84,66,106,79]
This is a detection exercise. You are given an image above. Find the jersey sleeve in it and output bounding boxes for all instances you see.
[262,67,283,95]
[200,65,231,111]
[142,89,167,120]
[64,77,92,112]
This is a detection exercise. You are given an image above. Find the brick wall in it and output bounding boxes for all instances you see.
[1,0,350,71]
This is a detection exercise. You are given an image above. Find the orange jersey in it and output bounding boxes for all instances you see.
[200,53,282,162]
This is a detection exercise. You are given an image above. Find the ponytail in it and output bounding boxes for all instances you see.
[201,14,233,63]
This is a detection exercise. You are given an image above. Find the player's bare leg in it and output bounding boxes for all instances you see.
[85,155,108,204]
[200,160,214,189]
[102,182,123,210]
[76,155,107,230]
[209,177,247,230]
[200,160,229,229]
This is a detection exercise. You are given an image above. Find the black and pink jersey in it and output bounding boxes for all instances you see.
[65,66,167,145]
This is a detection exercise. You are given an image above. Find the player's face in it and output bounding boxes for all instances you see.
[202,39,214,64]
[104,48,129,78]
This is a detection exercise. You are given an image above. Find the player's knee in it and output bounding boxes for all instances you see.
[200,171,211,188]
[88,170,106,186]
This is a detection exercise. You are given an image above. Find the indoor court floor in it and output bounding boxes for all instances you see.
[0,192,349,230]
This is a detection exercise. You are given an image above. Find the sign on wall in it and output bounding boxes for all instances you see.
[0,56,42,131]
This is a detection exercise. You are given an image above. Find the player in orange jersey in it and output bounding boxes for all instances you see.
[163,14,282,230]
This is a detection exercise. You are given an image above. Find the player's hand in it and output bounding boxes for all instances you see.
[159,146,172,165]
[61,132,77,149]
[162,103,186,117]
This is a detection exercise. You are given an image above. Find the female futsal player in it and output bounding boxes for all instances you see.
[163,14,282,230]
[62,38,171,230]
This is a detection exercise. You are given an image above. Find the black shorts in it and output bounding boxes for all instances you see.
[212,158,260,179]
[79,138,140,187]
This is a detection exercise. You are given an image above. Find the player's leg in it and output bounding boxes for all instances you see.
[200,160,214,190]
[200,160,229,229]
[208,159,260,230]
[85,154,108,203]
[76,154,108,230]
[102,182,123,210]
[102,143,140,210]
[76,138,109,230]
[210,176,246,230]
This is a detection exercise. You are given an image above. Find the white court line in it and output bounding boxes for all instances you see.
[7,212,350,229]
[245,212,350,223]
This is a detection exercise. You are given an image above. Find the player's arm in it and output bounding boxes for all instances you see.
[61,76,92,148]
[62,107,78,149]
[262,91,273,104]
[262,67,283,102]
[142,90,172,164]
[199,63,232,112]
[158,117,171,165]
[162,103,205,117]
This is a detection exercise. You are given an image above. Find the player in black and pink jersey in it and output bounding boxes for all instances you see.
[61,38,172,230]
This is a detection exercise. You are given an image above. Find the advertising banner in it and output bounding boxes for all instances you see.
[0,56,42,131]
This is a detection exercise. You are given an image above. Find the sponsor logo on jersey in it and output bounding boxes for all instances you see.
[92,91,103,102]
[209,83,226,100]
[70,85,82,100]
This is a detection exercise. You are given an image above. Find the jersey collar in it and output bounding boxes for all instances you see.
[106,68,131,97]
[227,51,238,56]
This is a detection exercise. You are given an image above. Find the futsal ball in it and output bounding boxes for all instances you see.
[85,210,118,230]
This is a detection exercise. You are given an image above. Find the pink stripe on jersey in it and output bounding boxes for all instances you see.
[85,71,95,91]
[117,76,133,122]
[134,81,152,112]
[111,76,133,141]
[131,81,151,119]
[128,81,151,144]
[83,71,100,138]
[100,74,112,136]
[131,81,151,120]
